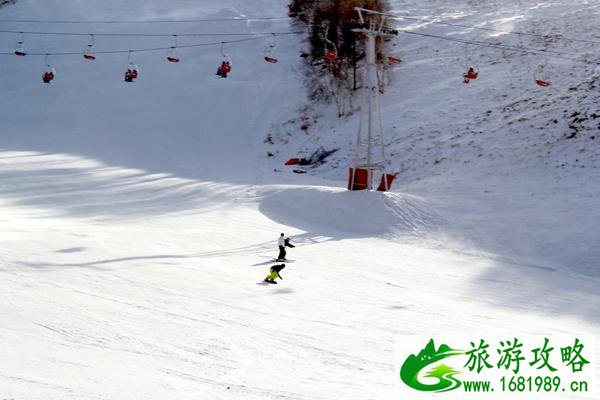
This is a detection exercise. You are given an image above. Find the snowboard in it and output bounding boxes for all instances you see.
[257,281,277,286]
[272,259,295,263]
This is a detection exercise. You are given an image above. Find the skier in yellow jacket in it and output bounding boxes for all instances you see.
[264,264,285,284]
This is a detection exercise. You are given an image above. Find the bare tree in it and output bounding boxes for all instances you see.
[290,0,391,116]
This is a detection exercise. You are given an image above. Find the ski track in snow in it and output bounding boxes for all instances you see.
[0,0,599,399]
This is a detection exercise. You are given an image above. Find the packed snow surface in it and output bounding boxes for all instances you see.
[0,0,598,399]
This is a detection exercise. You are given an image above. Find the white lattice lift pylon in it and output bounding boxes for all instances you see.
[351,7,396,190]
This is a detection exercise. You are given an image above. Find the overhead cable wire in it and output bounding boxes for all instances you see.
[0,29,304,37]
[399,29,600,66]
[0,16,292,24]
[0,34,286,56]
[392,15,600,46]
[2,12,598,45]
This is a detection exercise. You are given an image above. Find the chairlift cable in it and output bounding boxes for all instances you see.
[0,33,295,57]
[0,16,292,24]
[0,29,305,37]
[392,15,600,46]
[398,29,600,66]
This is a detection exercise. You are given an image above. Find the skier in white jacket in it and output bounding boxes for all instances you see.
[276,233,295,261]
[277,233,286,261]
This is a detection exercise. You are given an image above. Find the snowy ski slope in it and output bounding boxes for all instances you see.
[0,0,599,399]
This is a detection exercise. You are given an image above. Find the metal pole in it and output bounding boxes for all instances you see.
[352,40,357,91]
[366,27,377,189]
[375,88,388,190]
[350,7,397,192]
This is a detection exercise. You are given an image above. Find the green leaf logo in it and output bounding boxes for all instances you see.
[400,339,464,392]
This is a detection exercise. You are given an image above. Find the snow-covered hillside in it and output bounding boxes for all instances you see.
[270,0,600,275]
[0,1,598,399]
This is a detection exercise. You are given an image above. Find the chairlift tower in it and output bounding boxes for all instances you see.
[349,7,396,191]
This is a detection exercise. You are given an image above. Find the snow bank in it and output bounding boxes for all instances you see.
[259,185,443,237]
